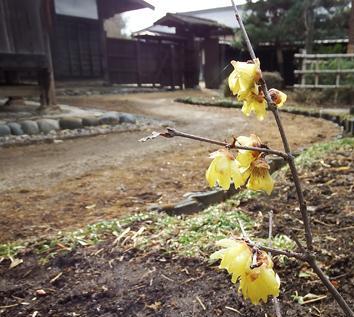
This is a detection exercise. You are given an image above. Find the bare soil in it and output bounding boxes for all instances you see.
[0,146,352,317]
[0,90,341,243]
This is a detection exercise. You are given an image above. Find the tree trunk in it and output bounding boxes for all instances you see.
[347,0,354,53]
[275,44,284,79]
[304,0,315,53]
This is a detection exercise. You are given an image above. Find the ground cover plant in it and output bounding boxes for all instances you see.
[0,138,353,316]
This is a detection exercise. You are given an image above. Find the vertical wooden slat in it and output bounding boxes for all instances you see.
[0,0,11,52]
[315,60,319,87]
[136,40,141,87]
[96,0,109,82]
[170,44,175,90]
[301,56,306,86]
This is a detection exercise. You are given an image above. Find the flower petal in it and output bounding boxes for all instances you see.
[247,169,274,195]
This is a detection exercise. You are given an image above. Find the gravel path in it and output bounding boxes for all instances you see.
[0,90,341,242]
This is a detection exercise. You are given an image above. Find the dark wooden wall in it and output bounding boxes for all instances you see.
[0,0,46,54]
[51,15,103,79]
[107,38,184,88]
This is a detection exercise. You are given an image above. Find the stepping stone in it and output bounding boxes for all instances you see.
[0,124,11,136]
[119,113,137,124]
[7,122,23,135]
[37,119,60,134]
[82,117,100,127]
[21,120,40,135]
[99,112,120,125]
[59,117,83,130]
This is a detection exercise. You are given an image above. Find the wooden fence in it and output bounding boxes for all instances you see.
[294,53,354,88]
[106,38,184,88]
[51,15,103,80]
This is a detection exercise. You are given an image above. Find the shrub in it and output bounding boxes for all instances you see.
[293,87,354,106]
[262,72,284,89]
[223,78,233,97]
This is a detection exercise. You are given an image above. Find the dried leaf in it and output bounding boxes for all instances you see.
[139,132,161,142]
[146,301,161,311]
[9,257,23,269]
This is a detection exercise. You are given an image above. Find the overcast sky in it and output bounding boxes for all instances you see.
[122,0,246,33]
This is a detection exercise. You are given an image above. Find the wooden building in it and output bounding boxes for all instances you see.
[0,0,153,108]
[0,0,55,107]
[134,13,233,89]
[50,0,154,81]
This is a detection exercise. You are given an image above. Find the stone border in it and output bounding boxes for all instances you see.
[0,112,136,137]
[0,113,171,147]
[148,156,287,215]
[281,108,354,136]
[175,97,354,136]
[153,99,353,215]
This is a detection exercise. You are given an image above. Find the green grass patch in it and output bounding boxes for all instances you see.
[294,137,353,168]
[176,96,353,120]
[1,138,352,265]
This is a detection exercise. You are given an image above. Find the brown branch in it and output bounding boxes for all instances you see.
[268,211,283,317]
[231,2,354,315]
[157,128,289,159]
[250,241,307,262]
[238,220,306,262]
[230,0,312,251]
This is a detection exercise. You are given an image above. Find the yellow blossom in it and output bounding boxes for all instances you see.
[239,252,280,304]
[206,149,244,190]
[210,239,252,283]
[211,239,280,305]
[242,91,267,120]
[269,88,287,108]
[236,134,262,169]
[242,158,274,195]
[228,59,261,100]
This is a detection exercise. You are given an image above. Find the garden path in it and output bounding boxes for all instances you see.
[0,90,341,242]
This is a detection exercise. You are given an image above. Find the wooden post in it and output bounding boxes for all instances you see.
[301,57,306,86]
[204,37,220,89]
[170,44,175,90]
[40,0,56,108]
[136,39,142,87]
[96,0,110,83]
[314,60,319,87]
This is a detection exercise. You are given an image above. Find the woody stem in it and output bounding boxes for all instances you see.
[231,1,354,315]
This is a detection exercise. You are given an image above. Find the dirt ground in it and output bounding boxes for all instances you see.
[0,90,341,243]
[0,144,352,317]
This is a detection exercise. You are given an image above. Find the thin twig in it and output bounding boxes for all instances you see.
[237,218,306,261]
[271,109,313,250]
[155,128,289,159]
[230,2,353,315]
[232,0,312,251]
[268,211,282,317]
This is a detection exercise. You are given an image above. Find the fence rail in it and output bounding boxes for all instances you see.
[294,53,354,89]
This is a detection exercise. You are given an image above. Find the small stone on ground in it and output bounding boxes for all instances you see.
[59,117,83,130]
[0,124,11,136]
[37,119,60,134]
[7,122,23,136]
[21,121,40,135]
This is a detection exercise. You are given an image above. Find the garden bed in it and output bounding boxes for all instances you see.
[1,138,353,316]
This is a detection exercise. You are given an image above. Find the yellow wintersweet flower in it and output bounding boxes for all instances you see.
[210,239,252,283]
[236,134,262,169]
[239,252,280,305]
[242,90,267,120]
[206,149,244,190]
[242,158,274,195]
[269,88,287,108]
[228,59,261,100]
[211,239,280,305]
[235,135,274,195]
